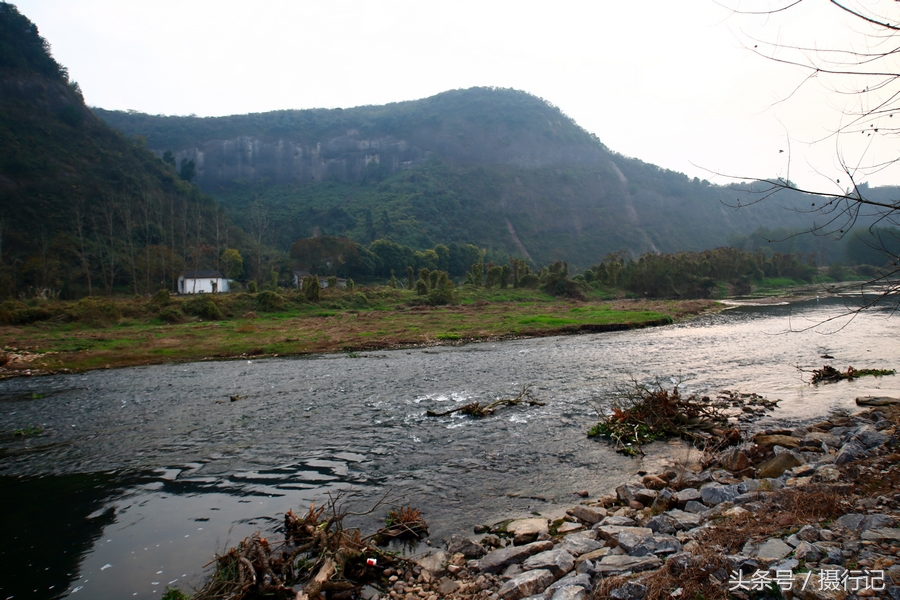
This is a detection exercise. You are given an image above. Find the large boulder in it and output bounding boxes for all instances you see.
[496,569,555,600]
[469,540,554,573]
[522,548,575,578]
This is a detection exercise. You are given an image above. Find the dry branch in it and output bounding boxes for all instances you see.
[426,383,544,417]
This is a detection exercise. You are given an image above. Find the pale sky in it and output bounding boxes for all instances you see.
[13,0,900,190]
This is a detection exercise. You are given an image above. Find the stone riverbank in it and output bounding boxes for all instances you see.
[384,396,900,600]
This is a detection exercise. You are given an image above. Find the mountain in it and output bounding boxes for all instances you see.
[0,3,228,297]
[95,88,836,268]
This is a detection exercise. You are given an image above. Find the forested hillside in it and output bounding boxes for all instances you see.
[0,3,236,297]
[96,88,856,268]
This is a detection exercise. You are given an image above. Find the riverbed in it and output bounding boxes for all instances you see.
[1,297,898,599]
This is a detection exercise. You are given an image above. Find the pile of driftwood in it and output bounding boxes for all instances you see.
[811,364,895,384]
[186,498,427,600]
[426,384,544,417]
[588,382,758,456]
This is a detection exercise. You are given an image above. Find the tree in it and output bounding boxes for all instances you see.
[724,1,900,304]
[221,248,243,279]
[179,158,196,182]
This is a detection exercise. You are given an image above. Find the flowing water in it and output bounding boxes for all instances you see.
[1,298,898,599]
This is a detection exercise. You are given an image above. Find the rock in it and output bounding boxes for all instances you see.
[470,540,554,573]
[549,586,587,600]
[861,528,900,541]
[755,538,793,560]
[522,549,575,578]
[855,429,889,449]
[557,521,584,534]
[633,488,658,505]
[754,434,802,449]
[507,518,549,537]
[756,453,802,478]
[683,500,706,514]
[646,514,677,535]
[416,550,450,575]
[723,506,749,518]
[700,482,740,506]
[595,525,654,542]
[834,513,866,531]
[666,509,702,530]
[785,476,813,487]
[447,535,486,558]
[768,558,799,573]
[575,547,609,563]
[719,448,751,471]
[616,483,644,504]
[546,572,592,597]
[803,431,841,447]
[598,515,636,527]
[594,554,662,575]
[558,535,603,557]
[856,396,900,406]
[835,440,867,465]
[496,568,555,600]
[797,525,820,542]
[673,488,701,506]
[609,581,648,600]
[642,474,668,490]
[575,559,594,575]
[616,529,654,554]
[815,465,842,482]
[438,578,460,595]
[793,541,823,562]
[568,505,607,525]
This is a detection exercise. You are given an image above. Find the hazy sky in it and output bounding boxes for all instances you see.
[13,0,900,189]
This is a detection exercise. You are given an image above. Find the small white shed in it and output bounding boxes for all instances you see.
[178,270,229,294]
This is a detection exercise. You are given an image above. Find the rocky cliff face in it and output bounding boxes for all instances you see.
[95,88,610,191]
[177,134,431,189]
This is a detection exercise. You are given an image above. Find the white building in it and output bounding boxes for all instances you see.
[178,270,229,294]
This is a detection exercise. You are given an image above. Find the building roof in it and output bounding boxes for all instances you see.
[181,270,224,279]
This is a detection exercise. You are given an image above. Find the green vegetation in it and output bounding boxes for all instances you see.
[0,284,717,375]
[13,425,41,436]
[810,365,896,384]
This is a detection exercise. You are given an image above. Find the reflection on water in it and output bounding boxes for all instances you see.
[0,298,898,599]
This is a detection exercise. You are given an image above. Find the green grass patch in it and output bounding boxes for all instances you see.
[436,333,461,340]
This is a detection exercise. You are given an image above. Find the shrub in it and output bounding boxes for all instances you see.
[256,290,285,311]
[0,300,28,324]
[349,292,369,308]
[427,271,456,305]
[158,306,184,323]
[184,297,224,320]
[247,280,258,293]
[327,276,338,289]
[151,289,170,306]
[303,275,320,302]
[518,273,540,289]
[70,297,121,324]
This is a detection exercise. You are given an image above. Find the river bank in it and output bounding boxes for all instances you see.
[0,296,717,378]
[348,396,900,600]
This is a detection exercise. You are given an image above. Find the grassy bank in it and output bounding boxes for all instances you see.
[0,288,717,377]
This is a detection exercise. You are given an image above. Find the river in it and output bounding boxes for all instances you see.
[1,297,898,599]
